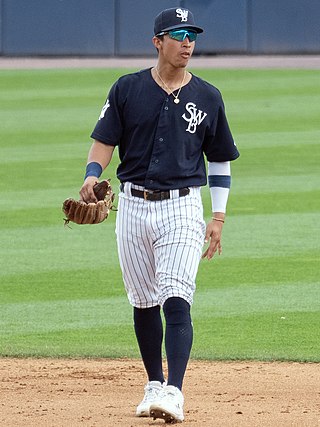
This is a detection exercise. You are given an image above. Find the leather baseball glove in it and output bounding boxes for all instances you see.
[62,180,115,225]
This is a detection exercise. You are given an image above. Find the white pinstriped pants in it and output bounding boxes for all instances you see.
[115,183,206,309]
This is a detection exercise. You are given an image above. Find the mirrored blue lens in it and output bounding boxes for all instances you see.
[168,29,197,42]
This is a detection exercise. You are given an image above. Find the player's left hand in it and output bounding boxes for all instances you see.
[202,220,223,260]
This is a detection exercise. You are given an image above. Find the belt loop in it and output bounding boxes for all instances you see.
[170,189,179,199]
[123,182,132,197]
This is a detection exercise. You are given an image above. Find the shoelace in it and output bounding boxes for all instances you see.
[143,385,160,402]
[161,389,183,407]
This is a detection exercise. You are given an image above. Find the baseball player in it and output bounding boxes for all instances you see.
[79,7,239,424]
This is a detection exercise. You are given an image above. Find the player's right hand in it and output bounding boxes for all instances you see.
[79,176,99,203]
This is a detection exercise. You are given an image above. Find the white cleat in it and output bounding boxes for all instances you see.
[150,385,184,423]
[136,381,163,417]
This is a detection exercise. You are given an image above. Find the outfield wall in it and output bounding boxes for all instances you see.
[0,0,319,56]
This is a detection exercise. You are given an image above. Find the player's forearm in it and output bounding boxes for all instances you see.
[80,141,115,202]
[87,140,115,171]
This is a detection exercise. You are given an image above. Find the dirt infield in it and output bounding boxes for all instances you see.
[1,358,319,426]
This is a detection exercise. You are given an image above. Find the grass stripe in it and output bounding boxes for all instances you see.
[192,311,319,362]
[2,282,318,335]
[1,213,319,276]
[1,283,319,360]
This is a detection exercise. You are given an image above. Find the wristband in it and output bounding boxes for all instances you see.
[84,162,103,180]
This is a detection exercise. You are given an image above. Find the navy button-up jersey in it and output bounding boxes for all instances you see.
[91,68,239,190]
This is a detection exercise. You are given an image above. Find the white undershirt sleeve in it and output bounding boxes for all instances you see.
[208,161,231,213]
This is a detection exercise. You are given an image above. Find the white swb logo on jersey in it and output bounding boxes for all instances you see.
[176,8,188,22]
[182,102,207,134]
[99,99,110,120]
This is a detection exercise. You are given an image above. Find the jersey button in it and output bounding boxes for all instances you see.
[164,106,169,110]
[154,159,159,163]
[159,138,164,142]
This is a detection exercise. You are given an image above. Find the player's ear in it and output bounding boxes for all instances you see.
[152,36,163,52]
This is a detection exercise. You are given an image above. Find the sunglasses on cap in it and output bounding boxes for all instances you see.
[156,29,197,42]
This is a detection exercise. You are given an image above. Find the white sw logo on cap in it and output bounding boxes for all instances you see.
[176,8,188,22]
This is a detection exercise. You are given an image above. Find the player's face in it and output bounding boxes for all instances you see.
[154,32,195,68]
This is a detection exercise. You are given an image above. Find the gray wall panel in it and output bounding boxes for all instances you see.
[2,0,115,55]
[115,0,174,56]
[184,0,248,54]
[0,0,3,54]
[251,0,320,53]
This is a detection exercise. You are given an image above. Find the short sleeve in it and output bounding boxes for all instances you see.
[90,81,123,146]
[203,100,239,162]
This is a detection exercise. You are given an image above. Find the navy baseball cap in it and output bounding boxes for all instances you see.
[154,7,203,35]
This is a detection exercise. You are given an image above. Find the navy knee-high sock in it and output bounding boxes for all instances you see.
[163,297,193,391]
[133,305,165,383]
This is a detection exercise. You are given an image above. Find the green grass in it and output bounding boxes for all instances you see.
[0,68,319,361]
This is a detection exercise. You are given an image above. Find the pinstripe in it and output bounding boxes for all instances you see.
[155,189,205,305]
[117,196,141,304]
[116,186,205,308]
[116,194,158,307]
[127,197,149,305]
[136,201,156,284]
[116,196,142,303]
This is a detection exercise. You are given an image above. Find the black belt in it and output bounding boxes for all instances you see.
[121,184,190,201]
